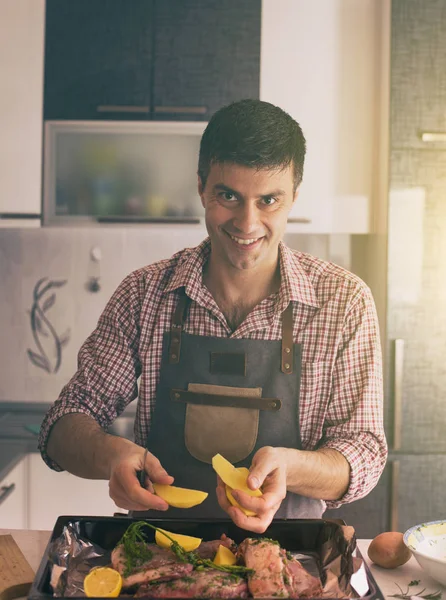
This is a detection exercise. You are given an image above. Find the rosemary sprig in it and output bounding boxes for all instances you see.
[389,582,442,600]
[117,521,255,578]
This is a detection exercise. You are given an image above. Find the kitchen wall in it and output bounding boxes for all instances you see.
[0,226,350,405]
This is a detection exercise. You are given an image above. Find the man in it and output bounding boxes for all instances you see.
[39,99,387,533]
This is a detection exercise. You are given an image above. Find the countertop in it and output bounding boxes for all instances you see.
[0,529,444,599]
[0,402,137,482]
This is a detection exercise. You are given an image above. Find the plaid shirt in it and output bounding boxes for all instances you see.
[39,238,387,509]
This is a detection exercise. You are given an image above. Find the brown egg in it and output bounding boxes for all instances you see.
[368,532,412,568]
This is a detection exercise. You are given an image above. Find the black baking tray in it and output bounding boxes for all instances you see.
[28,516,384,600]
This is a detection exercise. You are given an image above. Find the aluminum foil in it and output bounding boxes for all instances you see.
[48,522,110,597]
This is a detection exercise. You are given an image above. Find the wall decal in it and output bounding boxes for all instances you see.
[27,277,71,374]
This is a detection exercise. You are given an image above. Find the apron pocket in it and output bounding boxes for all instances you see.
[184,383,262,464]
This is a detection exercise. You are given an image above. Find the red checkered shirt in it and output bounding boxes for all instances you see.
[39,238,387,509]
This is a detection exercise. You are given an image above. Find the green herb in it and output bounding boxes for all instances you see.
[117,522,255,578]
[252,537,280,546]
[389,582,442,600]
[118,521,154,576]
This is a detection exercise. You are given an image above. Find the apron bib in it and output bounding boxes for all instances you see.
[137,290,324,519]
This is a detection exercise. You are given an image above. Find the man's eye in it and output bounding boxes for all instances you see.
[220,192,236,201]
[262,196,277,206]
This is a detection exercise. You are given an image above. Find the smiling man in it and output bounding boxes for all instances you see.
[39,99,387,533]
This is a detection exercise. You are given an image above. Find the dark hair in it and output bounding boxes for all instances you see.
[198,99,306,192]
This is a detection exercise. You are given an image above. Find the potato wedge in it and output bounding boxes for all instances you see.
[155,528,202,552]
[153,483,208,508]
[214,544,237,566]
[212,454,262,497]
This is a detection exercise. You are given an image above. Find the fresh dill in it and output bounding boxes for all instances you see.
[117,521,255,578]
[119,521,154,577]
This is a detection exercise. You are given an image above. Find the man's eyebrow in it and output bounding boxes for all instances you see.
[213,184,287,197]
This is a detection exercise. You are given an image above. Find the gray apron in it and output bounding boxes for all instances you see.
[139,289,324,519]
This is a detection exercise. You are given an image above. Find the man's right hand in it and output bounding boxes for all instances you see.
[109,446,174,511]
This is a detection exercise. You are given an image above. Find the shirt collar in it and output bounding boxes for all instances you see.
[277,242,320,310]
[164,238,320,309]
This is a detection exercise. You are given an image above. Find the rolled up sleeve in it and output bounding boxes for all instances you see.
[38,272,143,471]
[319,285,387,508]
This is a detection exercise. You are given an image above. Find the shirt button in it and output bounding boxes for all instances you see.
[285,347,291,353]
[171,353,177,359]
[285,363,290,370]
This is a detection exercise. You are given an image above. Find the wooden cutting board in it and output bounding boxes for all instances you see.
[0,535,35,600]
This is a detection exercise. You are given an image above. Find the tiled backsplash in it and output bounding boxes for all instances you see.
[0,227,349,403]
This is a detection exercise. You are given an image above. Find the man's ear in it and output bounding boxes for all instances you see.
[198,175,205,208]
[292,187,300,205]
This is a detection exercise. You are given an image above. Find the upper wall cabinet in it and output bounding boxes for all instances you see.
[152,0,260,120]
[0,0,44,219]
[391,0,446,149]
[261,0,390,234]
[44,0,154,120]
[44,0,260,122]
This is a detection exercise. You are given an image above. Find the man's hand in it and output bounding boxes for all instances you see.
[109,447,174,511]
[216,446,287,533]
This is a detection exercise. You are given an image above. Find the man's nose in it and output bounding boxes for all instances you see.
[233,202,259,233]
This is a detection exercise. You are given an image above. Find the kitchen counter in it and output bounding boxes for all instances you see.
[0,402,137,483]
[0,529,444,599]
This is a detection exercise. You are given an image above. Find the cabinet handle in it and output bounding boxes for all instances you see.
[393,338,404,451]
[0,483,15,505]
[389,460,400,531]
[287,217,312,224]
[421,132,446,142]
[97,105,150,114]
[153,106,207,115]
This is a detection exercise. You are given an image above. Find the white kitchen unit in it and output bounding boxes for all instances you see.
[0,0,45,220]
[261,0,390,233]
[0,456,28,530]
[27,453,121,531]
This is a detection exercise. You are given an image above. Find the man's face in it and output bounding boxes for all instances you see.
[198,162,298,272]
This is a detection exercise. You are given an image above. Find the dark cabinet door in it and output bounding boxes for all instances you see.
[324,465,390,539]
[152,0,261,120]
[391,0,446,148]
[44,0,153,120]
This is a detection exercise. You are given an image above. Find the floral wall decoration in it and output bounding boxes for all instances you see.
[27,277,71,374]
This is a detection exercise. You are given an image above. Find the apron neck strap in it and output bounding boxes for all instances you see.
[168,289,191,364]
[281,303,294,374]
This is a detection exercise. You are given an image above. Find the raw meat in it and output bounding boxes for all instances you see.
[134,569,249,599]
[238,539,289,598]
[111,543,193,588]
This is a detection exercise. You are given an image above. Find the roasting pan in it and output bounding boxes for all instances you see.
[28,516,385,600]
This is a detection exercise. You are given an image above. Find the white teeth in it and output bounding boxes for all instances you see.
[230,235,260,245]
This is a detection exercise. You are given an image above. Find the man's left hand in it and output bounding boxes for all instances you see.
[215,446,287,533]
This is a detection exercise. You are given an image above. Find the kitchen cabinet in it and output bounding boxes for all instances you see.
[0,456,28,530]
[44,0,154,121]
[261,0,389,234]
[390,0,446,149]
[44,0,260,122]
[0,0,44,219]
[28,454,120,531]
[152,0,260,121]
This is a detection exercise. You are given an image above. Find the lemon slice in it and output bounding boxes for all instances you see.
[84,567,122,598]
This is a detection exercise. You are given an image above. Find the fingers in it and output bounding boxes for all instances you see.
[109,449,173,511]
[248,446,280,490]
[144,452,174,486]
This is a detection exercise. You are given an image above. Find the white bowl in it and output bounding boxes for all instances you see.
[404,520,446,586]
